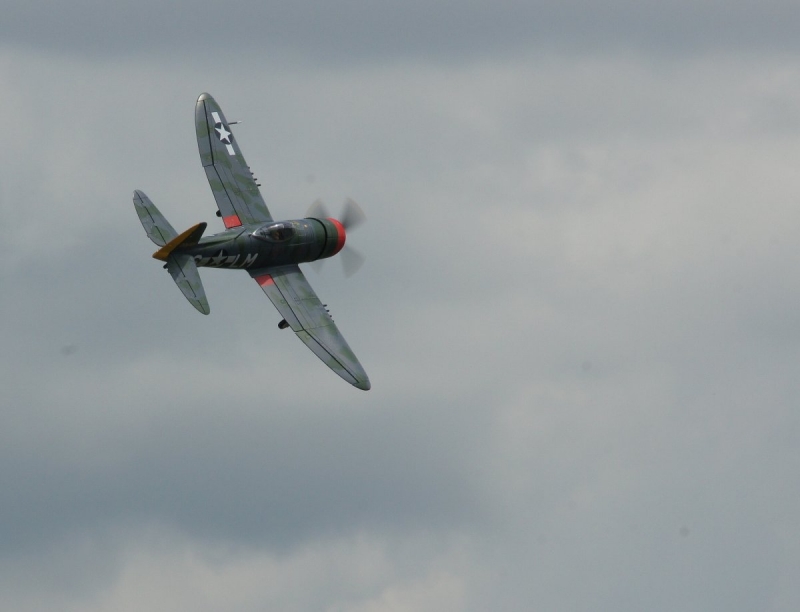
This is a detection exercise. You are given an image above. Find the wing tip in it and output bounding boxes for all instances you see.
[348,363,371,390]
[191,297,211,315]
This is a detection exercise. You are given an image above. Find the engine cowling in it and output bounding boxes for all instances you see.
[308,217,346,261]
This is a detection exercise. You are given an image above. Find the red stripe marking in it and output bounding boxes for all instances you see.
[254,273,274,286]
[223,214,242,228]
[328,218,346,255]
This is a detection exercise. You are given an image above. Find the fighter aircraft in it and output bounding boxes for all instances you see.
[133,93,370,390]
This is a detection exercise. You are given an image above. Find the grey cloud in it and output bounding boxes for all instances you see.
[2,1,800,61]
[3,39,800,610]
[0,391,490,554]
[0,240,479,551]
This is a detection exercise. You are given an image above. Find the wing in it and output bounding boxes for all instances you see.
[250,265,371,390]
[195,92,273,228]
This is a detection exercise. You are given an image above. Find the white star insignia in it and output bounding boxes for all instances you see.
[215,123,232,144]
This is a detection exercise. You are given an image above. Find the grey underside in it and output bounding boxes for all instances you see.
[133,92,369,389]
[195,93,273,225]
[249,265,370,390]
[168,254,210,315]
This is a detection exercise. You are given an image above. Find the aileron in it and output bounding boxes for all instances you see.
[134,92,371,390]
[195,93,272,226]
[250,265,370,390]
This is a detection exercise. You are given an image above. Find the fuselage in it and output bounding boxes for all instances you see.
[182,217,345,270]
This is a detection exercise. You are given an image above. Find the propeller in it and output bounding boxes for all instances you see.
[340,244,366,277]
[307,198,367,277]
[340,198,366,231]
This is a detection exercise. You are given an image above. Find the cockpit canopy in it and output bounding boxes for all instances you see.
[254,222,295,242]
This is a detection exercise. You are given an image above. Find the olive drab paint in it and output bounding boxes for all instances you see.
[133,93,370,391]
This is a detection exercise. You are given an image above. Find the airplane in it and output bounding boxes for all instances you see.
[133,93,370,390]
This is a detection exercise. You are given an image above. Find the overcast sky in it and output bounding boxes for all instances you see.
[1,1,800,611]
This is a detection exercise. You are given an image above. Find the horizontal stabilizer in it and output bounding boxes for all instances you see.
[167,253,210,315]
[152,222,207,261]
[133,190,177,246]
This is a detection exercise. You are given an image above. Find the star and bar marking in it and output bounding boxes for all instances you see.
[211,111,236,156]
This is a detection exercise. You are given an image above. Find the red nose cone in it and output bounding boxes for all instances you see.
[328,218,347,255]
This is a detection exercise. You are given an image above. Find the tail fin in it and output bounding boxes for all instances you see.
[133,190,210,315]
[133,190,177,246]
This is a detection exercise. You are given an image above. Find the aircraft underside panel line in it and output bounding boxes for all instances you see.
[133,190,177,246]
[195,93,273,227]
[135,92,369,390]
[167,253,210,315]
[249,265,370,390]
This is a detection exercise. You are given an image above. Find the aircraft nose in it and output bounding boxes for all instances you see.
[327,217,347,255]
